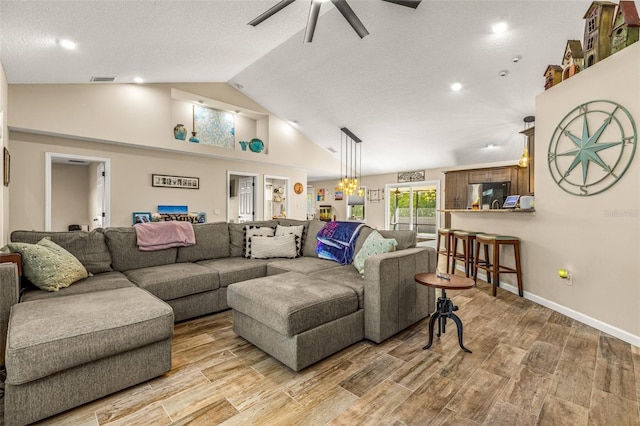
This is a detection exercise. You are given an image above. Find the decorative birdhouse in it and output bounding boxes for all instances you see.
[544,65,563,90]
[561,40,584,80]
[583,1,617,68]
[610,0,640,54]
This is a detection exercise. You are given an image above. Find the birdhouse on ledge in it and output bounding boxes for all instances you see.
[561,40,584,80]
[610,0,640,54]
[583,1,617,68]
[543,65,563,90]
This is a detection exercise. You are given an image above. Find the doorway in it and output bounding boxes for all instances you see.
[385,181,440,238]
[263,175,289,220]
[227,171,257,223]
[45,152,111,231]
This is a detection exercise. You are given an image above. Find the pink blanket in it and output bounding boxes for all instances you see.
[135,221,196,251]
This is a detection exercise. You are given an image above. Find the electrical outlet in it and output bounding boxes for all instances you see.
[565,273,573,286]
[214,209,220,215]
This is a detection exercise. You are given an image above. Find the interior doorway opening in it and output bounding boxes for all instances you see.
[45,152,111,232]
[227,171,258,223]
[385,181,440,239]
[263,175,289,220]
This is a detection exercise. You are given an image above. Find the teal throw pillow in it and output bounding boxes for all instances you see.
[6,238,89,291]
[353,230,397,274]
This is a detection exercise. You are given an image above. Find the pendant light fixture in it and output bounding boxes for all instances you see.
[335,127,363,196]
[518,116,535,168]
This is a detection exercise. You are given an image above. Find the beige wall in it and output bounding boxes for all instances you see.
[451,43,640,345]
[0,63,8,245]
[8,83,340,174]
[9,132,309,230]
[51,163,91,232]
[310,168,447,230]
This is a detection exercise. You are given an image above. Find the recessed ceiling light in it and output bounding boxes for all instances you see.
[486,144,496,149]
[492,22,508,34]
[59,39,77,50]
[498,70,509,77]
[133,77,144,84]
[450,82,463,91]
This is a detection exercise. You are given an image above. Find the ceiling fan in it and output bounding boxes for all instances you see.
[248,0,421,43]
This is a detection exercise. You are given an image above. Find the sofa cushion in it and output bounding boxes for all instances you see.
[21,271,135,302]
[353,230,397,274]
[5,238,88,292]
[10,229,112,274]
[379,230,417,250]
[228,221,277,257]
[104,227,177,272]
[308,265,365,308]
[176,222,230,263]
[197,257,269,287]
[123,263,220,301]
[5,287,174,385]
[302,220,326,258]
[227,272,358,336]
[266,257,342,276]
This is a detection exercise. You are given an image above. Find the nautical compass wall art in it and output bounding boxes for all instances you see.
[548,100,637,196]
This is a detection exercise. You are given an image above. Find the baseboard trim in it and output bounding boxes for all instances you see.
[462,267,640,348]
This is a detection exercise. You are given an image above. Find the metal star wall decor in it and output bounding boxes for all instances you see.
[548,100,637,196]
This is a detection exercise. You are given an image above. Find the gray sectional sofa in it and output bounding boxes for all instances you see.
[0,218,435,425]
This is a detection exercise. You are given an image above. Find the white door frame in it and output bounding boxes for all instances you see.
[384,180,441,237]
[227,171,258,222]
[45,152,111,231]
[263,174,289,220]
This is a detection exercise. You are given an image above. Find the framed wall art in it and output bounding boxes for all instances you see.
[397,170,425,183]
[152,174,199,189]
[132,212,152,225]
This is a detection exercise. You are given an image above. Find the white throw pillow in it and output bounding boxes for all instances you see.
[275,224,304,256]
[244,226,275,258]
[249,234,298,259]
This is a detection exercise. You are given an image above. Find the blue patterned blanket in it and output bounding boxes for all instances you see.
[316,221,365,265]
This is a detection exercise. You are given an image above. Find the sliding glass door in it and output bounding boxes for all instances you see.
[385,181,440,238]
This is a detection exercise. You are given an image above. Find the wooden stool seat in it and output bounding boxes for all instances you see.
[474,234,523,297]
[436,228,457,273]
[451,230,479,277]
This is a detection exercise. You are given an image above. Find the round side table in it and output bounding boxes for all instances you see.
[415,272,475,353]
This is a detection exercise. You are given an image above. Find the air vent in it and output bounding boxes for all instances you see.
[68,159,87,164]
[326,147,337,153]
[90,76,116,83]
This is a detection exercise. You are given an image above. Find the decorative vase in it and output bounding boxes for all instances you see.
[239,141,249,151]
[249,138,264,153]
[173,124,187,140]
[189,131,200,143]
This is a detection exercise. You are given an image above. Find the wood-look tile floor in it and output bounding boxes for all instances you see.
[32,277,640,426]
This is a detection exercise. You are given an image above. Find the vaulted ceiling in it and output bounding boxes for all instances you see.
[0,0,593,179]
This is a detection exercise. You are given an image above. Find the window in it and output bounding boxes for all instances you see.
[347,188,366,221]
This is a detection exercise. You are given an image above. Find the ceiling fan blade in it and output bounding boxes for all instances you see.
[381,0,421,9]
[304,0,323,43]
[248,0,296,26]
[331,0,369,39]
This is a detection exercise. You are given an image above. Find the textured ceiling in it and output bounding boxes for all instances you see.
[0,0,592,179]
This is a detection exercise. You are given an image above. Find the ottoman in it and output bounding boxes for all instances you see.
[4,287,174,426]
[227,271,364,371]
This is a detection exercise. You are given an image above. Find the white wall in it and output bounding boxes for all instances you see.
[451,42,640,345]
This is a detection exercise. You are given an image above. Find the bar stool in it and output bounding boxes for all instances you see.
[451,231,478,277]
[474,234,523,297]
[435,228,456,273]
